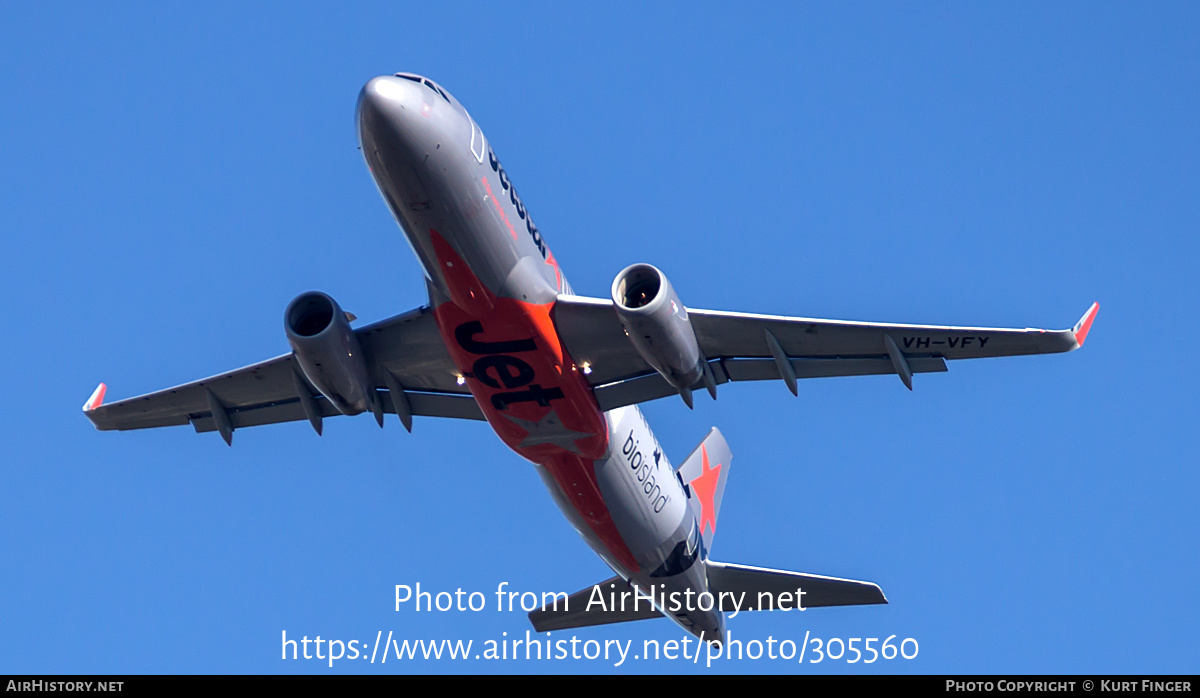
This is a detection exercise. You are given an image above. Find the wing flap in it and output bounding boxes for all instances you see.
[592,356,948,411]
[187,389,484,433]
[721,356,947,382]
[594,369,724,412]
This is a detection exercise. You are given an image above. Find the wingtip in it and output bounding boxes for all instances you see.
[1072,302,1099,348]
[82,383,107,412]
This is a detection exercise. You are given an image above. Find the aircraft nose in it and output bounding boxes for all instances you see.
[356,74,436,176]
[357,75,418,129]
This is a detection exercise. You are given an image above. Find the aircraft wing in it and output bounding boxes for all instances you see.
[552,295,1098,410]
[83,305,483,441]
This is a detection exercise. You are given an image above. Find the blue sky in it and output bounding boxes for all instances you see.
[2,2,1197,674]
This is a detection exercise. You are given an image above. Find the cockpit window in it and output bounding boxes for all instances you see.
[393,73,454,105]
[423,80,451,104]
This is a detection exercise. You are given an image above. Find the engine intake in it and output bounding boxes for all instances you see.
[285,291,373,415]
[611,264,704,391]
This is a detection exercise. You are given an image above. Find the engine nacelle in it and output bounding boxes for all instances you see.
[611,264,704,390]
[284,291,373,415]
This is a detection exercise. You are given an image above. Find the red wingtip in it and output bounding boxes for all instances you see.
[83,383,107,411]
[1072,302,1099,347]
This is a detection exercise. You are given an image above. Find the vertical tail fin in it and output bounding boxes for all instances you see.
[677,427,732,553]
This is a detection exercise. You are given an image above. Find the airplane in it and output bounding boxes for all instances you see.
[82,73,1098,645]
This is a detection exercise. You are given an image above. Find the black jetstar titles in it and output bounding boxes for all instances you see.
[455,320,564,410]
[488,148,547,259]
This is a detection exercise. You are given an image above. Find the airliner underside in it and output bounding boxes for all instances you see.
[83,74,1097,643]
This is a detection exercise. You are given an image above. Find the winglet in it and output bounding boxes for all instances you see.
[82,383,107,412]
[1072,302,1099,348]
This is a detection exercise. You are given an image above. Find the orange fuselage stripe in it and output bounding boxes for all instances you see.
[428,231,638,571]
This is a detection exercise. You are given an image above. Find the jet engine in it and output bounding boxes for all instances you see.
[611,264,705,394]
[284,291,373,415]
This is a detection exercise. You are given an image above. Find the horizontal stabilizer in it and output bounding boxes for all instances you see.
[528,576,662,632]
[706,560,887,611]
